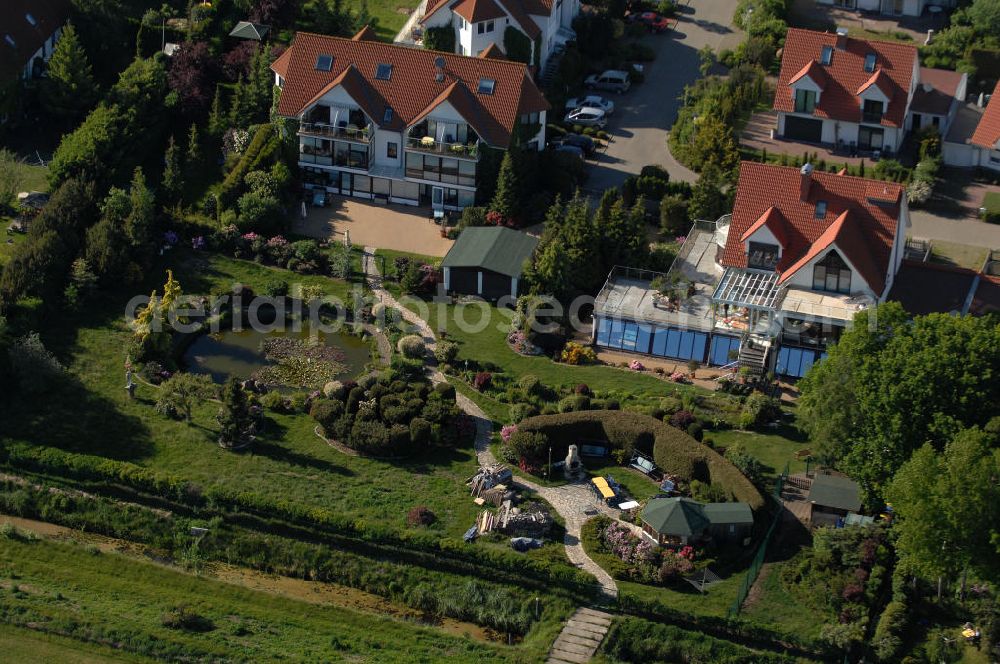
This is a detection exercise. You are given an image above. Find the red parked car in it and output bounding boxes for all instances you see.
[635,11,672,33]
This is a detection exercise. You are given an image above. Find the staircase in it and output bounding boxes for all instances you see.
[737,336,769,376]
[540,43,567,86]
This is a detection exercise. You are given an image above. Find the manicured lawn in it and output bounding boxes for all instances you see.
[929,240,989,270]
[20,163,50,192]
[0,536,519,662]
[618,573,744,618]
[405,300,694,410]
[347,0,413,41]
[0,229,27,268]
[0,251,484,540]
[0,623,152,663]
[740,560,827,642]
[709,422,810,480]
[584,461,660,502]
[375,247,443,280]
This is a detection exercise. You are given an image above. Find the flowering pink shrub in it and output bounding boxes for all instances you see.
[629,359,645,371]
[500,424,518,442]
[267,235,288,247]
[675,235,686,244]
[242,232,260,241]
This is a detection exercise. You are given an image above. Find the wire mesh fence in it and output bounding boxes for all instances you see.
[728,461,789,618]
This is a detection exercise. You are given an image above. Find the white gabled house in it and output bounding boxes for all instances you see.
[417,0,579,66]
[272,29,549,211]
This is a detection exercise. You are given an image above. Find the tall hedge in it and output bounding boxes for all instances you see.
[517,410,764,509]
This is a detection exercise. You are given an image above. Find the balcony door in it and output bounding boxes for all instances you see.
[858,126,883,151]
[431,186,444,210]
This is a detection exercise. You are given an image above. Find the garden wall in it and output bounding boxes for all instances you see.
[517,411,764,510]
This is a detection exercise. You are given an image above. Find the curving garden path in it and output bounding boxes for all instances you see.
[362,248,619,600]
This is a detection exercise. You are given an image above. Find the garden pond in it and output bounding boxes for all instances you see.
[184,326,371,389]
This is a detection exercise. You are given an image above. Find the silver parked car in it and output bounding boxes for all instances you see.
[563,107,607,128]
[564,94,615,115]
[584,70,631,94]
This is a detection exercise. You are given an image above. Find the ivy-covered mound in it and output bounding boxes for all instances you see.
[252,337,348,389]
[515,410,764,510]
[309,361,472,457]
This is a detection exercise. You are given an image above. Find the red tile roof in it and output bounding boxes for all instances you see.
[494,0,542,39]
[0,0,69,82]
[774,28,917,128]
[479,42,506,59]
[788,60,826,88]
[971,80,1000,149]
[452,0,508,23]
[273,32,549,148]
[740,206,791,247]
[271,44,292,78]
[723,161,905,296]
[351,25,379,41]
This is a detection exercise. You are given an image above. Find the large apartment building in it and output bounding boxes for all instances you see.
[272,29,549,211]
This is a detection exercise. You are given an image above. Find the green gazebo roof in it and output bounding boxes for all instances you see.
[641,497,710,537]
[441,227,538,278]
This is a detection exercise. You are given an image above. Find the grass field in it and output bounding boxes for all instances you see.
[0,229,27,268]
[0,624,152,663]
[0,535,522,662]
[0,250,487,540]
[929,240,989,270]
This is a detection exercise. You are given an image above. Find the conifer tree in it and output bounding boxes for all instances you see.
[208,85,225,135]
[489,152,520,225]
[186,123,200,164]
[162,136,183,204]
[41,23,98,121]
[217,377,256,449]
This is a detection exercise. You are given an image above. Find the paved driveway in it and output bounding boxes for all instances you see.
[585,0,744,192]
[291,198,454,257]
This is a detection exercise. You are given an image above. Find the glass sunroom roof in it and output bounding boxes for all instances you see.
[712,268,781,310]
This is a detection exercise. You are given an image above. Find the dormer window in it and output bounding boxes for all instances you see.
[4,34,15,48]
[815,201,827,218]
[748,242,779,270]
[477,78,496,95]
[813,250,851,294]
[864,53,876,73]
[375,63,392,80]
[315,54,333,71]
[794,89,816,114]
[477,20,495,34]
[820,45,833,65]
[862,99,883,124]
[25,13,37,26]
[383,106,394,123]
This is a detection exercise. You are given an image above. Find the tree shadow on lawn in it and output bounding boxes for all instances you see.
[380,443,477,473]
[247,439,356,476]
[1,376,155,461]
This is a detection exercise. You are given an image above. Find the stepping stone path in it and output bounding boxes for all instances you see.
[547,608,614,663]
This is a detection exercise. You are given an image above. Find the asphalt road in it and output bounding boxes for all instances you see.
[585,0,744,193]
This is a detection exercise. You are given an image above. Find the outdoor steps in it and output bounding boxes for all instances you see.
[737,345,767,375]
[547,608,613,664]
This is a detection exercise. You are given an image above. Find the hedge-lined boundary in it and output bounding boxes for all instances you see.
[0,441,596,590]
[516,411,764,509]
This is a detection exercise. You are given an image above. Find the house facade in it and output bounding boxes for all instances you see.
[418,0,579,66]
[272,29,548,211]
[593,161,909,379]
[943,80,1000,172]
[1,0,70,122]
[814,0,954,18]
[774,28,964,155]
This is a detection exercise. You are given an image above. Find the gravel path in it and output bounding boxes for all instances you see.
[363,247,619,600]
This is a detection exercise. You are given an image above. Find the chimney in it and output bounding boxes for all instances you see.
[800,162,814,201]
[434,56,446,82]
[835,26,849,50]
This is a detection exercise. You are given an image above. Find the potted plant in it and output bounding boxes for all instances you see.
[738,365,752,385]
[686,359,700,378]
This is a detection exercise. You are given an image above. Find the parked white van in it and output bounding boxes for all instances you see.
[584,70,631,94]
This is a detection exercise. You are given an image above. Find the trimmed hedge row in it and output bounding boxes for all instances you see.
[218,124,280,207]
[0,441,595,590]
[516,411,764,510]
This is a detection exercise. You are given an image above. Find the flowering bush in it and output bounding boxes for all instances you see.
[675,235,686,244]
[561,342,597,365]
[669,409,696,429]
[267,235,288,247]
[242,232,260,242]
[629,359,645,371]
[507,330,541,355]
[669,371,687,383]
[485,210,516,227]
[500,424,518,442]
[191,235,206,250]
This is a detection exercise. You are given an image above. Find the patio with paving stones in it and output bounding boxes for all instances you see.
[292,198,454,257]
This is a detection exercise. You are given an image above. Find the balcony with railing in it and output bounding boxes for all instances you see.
[405,135,480,160]
[299,121,373,143]
[300,139,371,171]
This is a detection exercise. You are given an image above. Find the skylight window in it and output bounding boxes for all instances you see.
[383,106,394,123]
[4,34,15,48]
[315,54,333,71]
[477,78,496,95]
[25,13,37,26]
[820,45,833,65]
[815,201,827,219]
[864,53,876,73]
[375,63,392,80]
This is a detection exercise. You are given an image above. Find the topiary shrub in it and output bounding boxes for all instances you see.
[687,422,704,441]
[409,417,432,446]
[575,383,592,396]
[739,392,781,430]
[310,399,345,433]
[433,381,456,401]
[518,374,543,397]
[509,402,539,423]
[559,394,591,413]
[323,380,346,400]
[397,334,426,359]
[668,410,696,429]
[434,340,459,364]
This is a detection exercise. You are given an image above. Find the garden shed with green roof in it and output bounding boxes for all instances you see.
[441,227,538,300]
[641,496,754,546]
